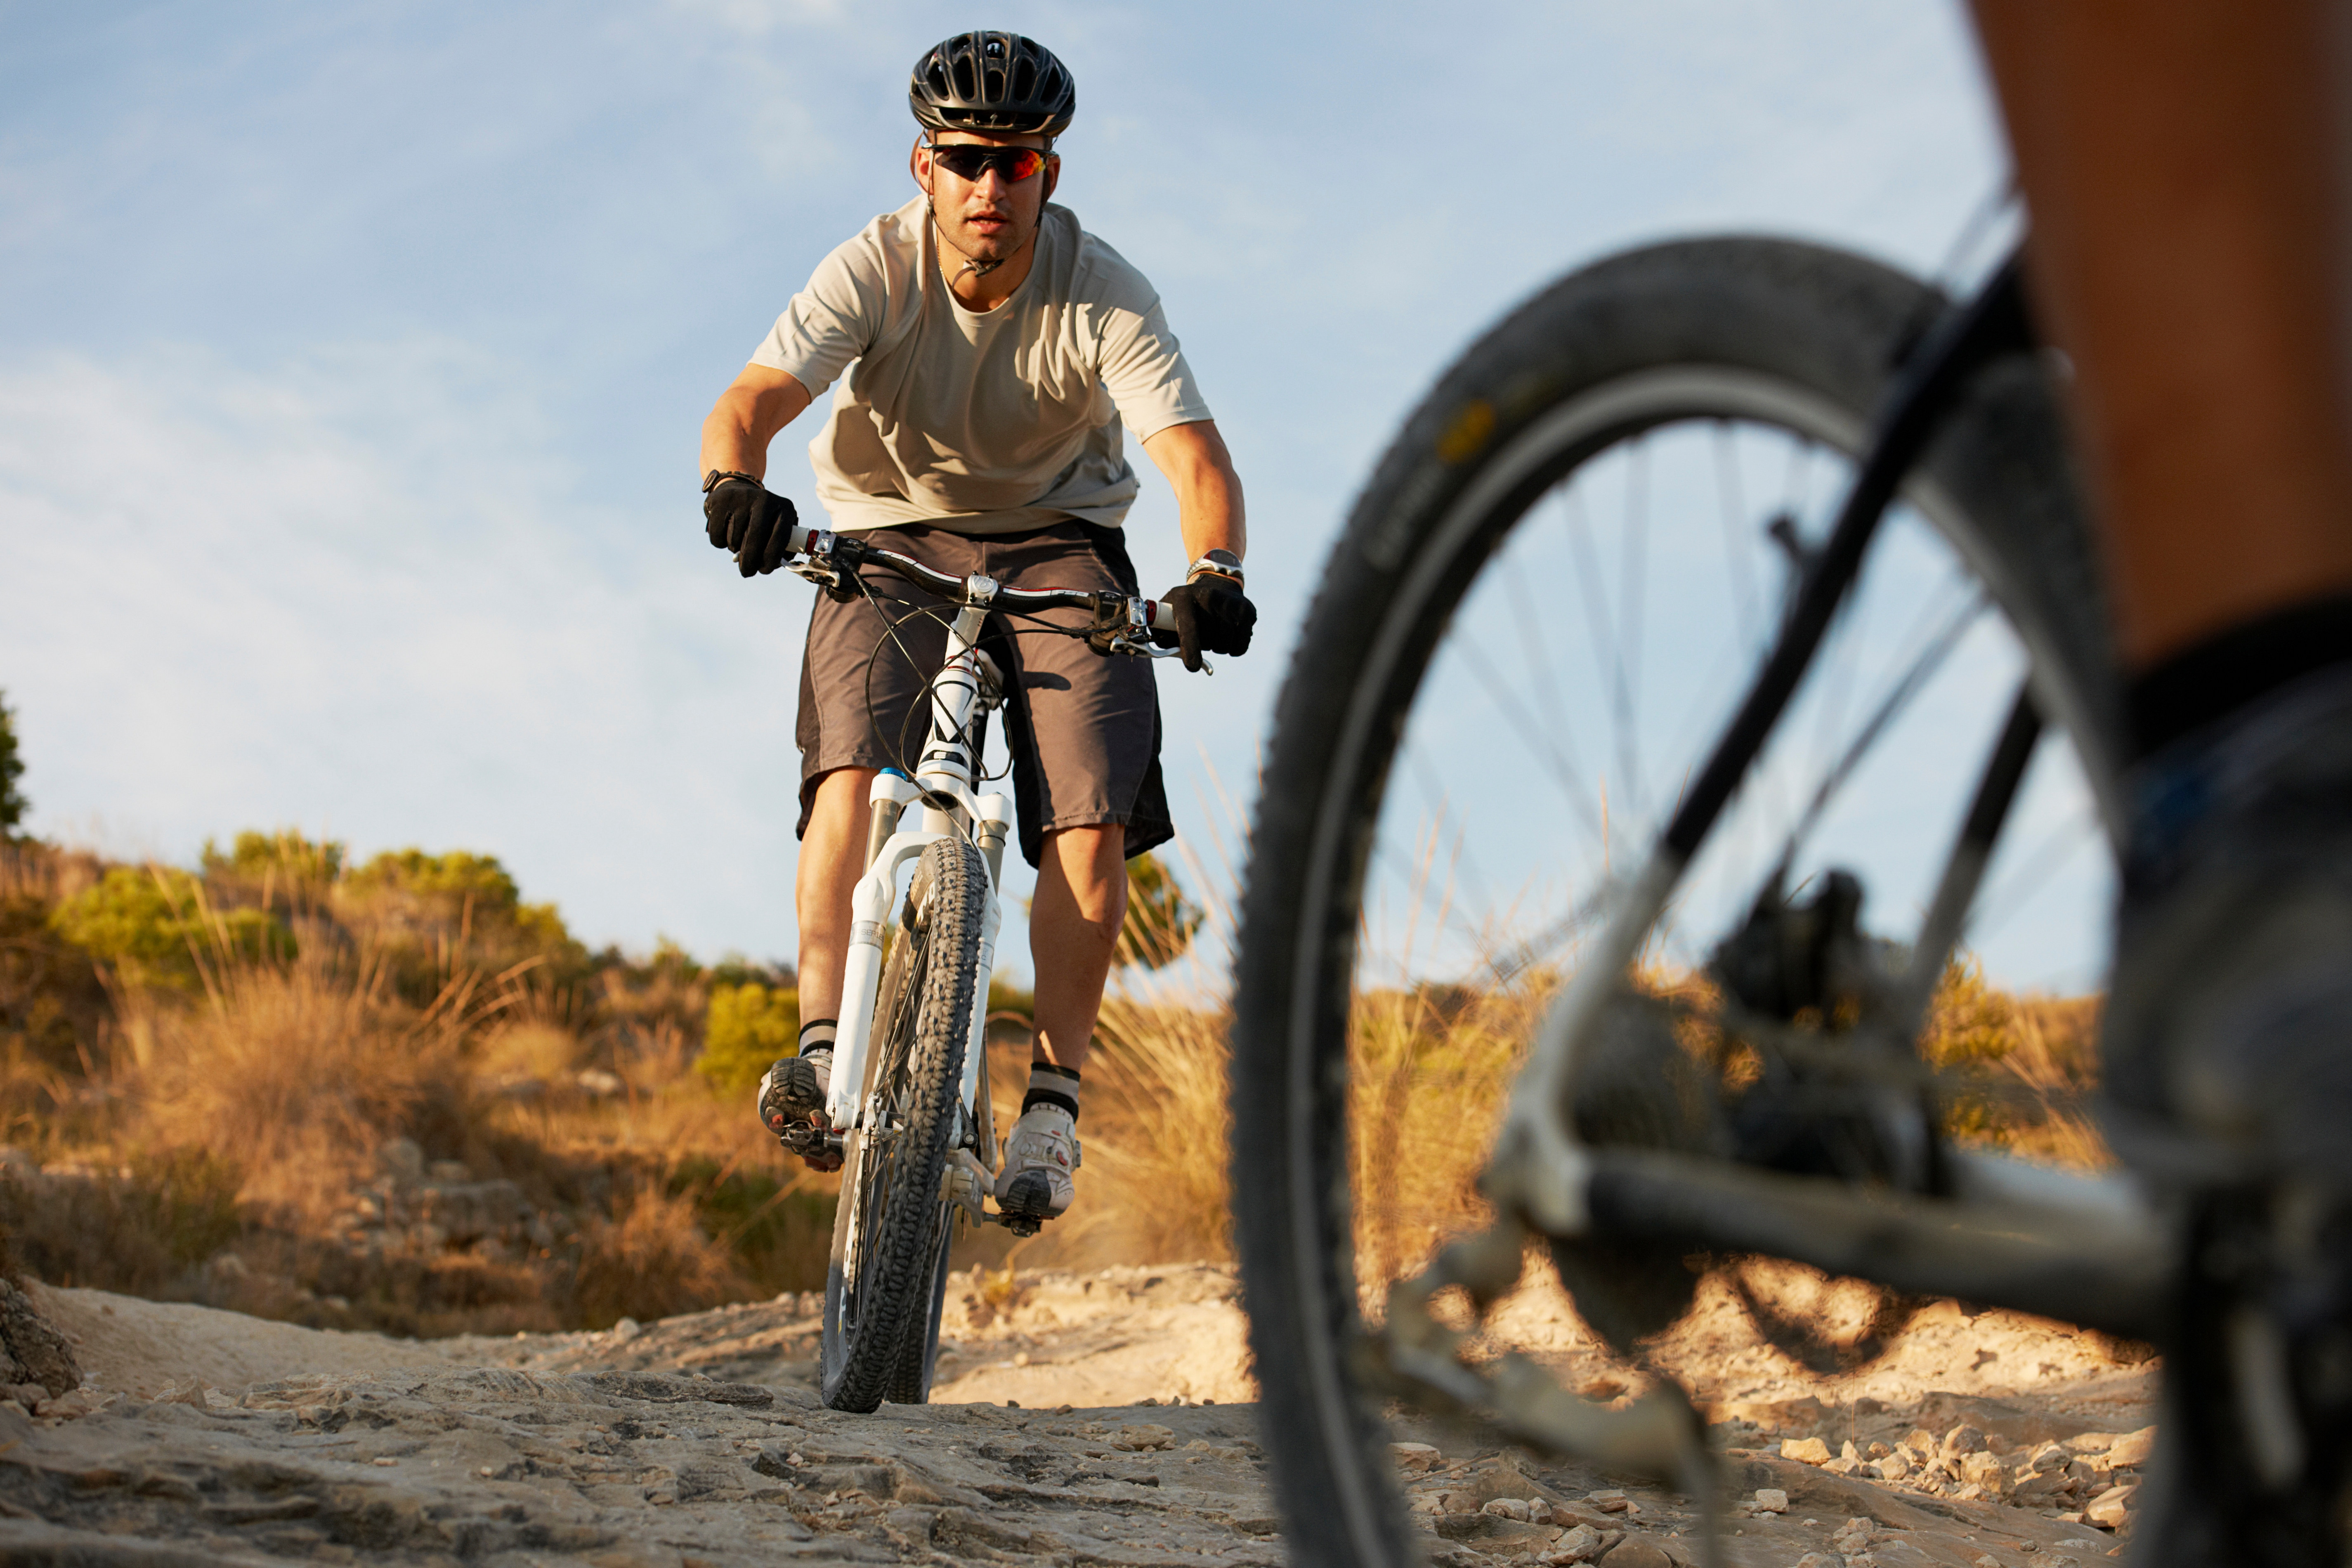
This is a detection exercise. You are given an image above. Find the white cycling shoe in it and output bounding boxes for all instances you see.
[994,1104,1080,1221]
[756,1051,840,1172]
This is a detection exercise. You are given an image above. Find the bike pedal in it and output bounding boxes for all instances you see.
[778,1124,845,1164]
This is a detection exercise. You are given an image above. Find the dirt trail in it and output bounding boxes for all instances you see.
[0,1263,2150,1567]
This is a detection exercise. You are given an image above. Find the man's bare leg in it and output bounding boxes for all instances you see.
[998,822,1126,1222]
[1028,822,1129,1075]
[1971,9,2352,1555]
[794,766,878,1022]
[757,766,876,1157]
[1971,0,2352,670]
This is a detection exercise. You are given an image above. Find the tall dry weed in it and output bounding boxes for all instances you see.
[568,1181,752,1326]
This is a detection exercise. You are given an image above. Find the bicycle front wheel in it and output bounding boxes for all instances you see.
[1233,237,2123,1568]
[822,835,987,1413]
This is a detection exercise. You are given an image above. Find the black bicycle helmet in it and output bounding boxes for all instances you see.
[909,31,1075,139]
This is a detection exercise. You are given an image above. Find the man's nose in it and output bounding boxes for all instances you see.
[973,168,1011,199]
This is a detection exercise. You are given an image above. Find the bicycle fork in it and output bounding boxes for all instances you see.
[822,589,1021,1223]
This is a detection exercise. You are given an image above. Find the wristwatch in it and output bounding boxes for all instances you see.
[703,469,761,493]
[1186,549,1245,587]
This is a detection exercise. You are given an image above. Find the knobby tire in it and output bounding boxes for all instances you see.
[822,836,988,1413]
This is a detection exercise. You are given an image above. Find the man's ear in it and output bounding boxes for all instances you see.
[1043,155,1061,203]
[910,137,933,198]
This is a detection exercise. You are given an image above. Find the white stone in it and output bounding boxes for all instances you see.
[1482,1498,1531,1521]
[1753,1488,1789,1514]
[1545,1524,1603,1563]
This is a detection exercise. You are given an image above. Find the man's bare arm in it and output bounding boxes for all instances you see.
[1141,419,1246,565]
[700,364,814,482]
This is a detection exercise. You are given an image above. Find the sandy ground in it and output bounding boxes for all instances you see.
[0,1261,2153,1567]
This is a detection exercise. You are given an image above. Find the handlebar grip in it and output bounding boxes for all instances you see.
[1146,598,1174,633]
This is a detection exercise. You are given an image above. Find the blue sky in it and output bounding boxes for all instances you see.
[0,0,2014,976]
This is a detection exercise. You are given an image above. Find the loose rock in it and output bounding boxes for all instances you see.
[1596,1535,1672,1568]
[1754,1487,1790,1513]
[1546,1523,1605,1563]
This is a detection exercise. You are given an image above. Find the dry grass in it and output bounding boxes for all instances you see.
[0,815,2118,1340]
[0,836,824,1331]
[1045,838,2114,1301]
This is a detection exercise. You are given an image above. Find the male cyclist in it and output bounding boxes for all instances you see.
[696,32,1254,1227]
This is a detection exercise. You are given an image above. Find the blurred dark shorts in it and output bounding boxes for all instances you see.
[794,520,1172,870]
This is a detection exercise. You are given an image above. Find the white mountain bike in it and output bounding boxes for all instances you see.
[760,522,1191,1414]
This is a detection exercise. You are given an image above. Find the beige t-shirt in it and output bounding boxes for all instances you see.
[751,196,1212,534]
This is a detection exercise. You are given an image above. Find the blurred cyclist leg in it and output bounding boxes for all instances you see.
[1975,4,2352,1560]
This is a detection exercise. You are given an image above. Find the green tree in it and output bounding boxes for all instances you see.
[0,689,26,838]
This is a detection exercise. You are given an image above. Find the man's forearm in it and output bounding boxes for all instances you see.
[1178,463,1244,565]
[700,395,770,481]
[699,367,814,484]
[1145,419,1247,567]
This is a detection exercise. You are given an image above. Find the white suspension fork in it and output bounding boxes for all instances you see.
[959,793,1015,1166]
[827,593,1003,1133]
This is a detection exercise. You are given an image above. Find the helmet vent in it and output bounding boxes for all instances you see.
[909,31,1076,138]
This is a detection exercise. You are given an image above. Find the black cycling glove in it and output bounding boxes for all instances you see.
[703,474,798,579]
[1153,576,1256,672]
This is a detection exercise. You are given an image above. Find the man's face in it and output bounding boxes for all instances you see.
[913,130,1059,264]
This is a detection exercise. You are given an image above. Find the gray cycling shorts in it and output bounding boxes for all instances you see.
[794,520,1173,870]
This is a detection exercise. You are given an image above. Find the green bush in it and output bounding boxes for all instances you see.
[339,847,583,996]
[202,829,345,889]
[49,867,293,990]
[699,982,800,1096]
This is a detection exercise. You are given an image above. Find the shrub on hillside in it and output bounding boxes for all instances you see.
[1118,852,1202,970]
[49,867,294,991]
[699,982,799,1096]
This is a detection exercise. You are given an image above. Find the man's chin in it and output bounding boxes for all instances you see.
[948,225,1026,261]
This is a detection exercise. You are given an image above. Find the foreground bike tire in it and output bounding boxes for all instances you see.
[822,836,987,1412]
[1231,237,2121,1568]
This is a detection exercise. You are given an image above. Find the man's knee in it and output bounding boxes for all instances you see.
[1043,824,1129,916]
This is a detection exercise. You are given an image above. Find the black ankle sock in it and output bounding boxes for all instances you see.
[1022,1060,1081,1121]
[798,1018,837,1058]
[2128,594,2352,760]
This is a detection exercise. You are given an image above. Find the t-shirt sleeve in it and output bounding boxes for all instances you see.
[749,236,884,395]
[1096,297,1214,444]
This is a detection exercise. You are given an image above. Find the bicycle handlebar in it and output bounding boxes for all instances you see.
[780,522,1178,635]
